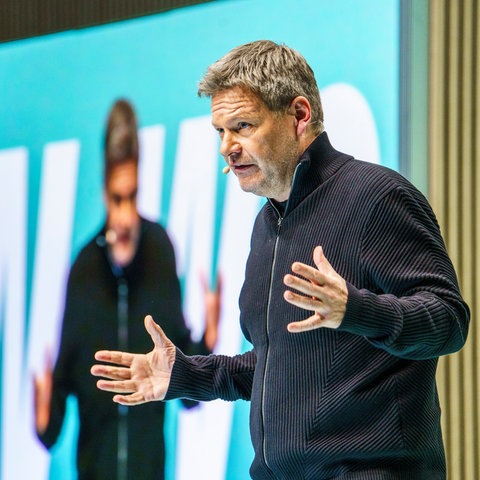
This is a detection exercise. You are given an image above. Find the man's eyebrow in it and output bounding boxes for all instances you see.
[212,114,254,128]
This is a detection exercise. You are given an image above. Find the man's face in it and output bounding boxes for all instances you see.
[104,160,140,267]
[211,86,301,202]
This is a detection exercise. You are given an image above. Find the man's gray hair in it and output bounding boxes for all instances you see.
[198,40,324,135]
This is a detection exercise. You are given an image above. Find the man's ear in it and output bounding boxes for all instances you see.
[290,96,311,136]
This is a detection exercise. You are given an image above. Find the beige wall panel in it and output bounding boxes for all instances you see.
[429,1,479,478]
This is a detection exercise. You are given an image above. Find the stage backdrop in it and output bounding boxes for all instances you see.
[0,0,399,478]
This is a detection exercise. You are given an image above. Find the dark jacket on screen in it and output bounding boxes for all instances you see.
[38,218,208,479]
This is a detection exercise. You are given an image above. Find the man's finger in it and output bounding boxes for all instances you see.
[91,365,131,380]
[291,261,326,287]
[96,379,136,393]
[215,273,223,295]
[313,245,324,268]
[287,314,322,333]
[113,392,147,406]
[284,273,323,300]
[313,245,333,274]
[144,315,171,348]
[94,350,134,366]
[284,289,312,309]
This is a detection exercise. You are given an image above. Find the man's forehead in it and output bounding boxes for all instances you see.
[210,87,264,118]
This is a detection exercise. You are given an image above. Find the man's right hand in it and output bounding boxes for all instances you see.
[91,315,176,406]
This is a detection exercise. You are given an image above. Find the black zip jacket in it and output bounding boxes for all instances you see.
[166,132,470,479]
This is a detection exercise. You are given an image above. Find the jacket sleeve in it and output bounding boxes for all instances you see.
[339,185,470,360]
[165,349,256,402]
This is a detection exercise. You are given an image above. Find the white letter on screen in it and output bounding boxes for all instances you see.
[138,125,165,222]
[0,148,28,480]
[24,140,79,479]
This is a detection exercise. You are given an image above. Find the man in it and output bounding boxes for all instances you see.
[91,41,470,479]
[34,99,220,479]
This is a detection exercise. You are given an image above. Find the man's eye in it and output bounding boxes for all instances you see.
[238,122,249,129]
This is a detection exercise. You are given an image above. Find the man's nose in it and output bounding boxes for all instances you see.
[119,201,136,226]
[219,131,241,159]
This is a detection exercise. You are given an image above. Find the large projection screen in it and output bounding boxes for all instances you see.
[0,0,399,478]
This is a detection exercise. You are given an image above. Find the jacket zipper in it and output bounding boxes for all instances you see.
[261,207,283,473]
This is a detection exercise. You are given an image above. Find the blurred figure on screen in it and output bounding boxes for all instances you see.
[34,98,221,479]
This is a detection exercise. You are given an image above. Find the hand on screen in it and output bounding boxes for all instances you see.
[202,272,223,352]
[91,315,176,406]
[33,351,53,435]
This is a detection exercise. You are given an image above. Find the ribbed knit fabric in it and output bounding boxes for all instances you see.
[166,132,470,479]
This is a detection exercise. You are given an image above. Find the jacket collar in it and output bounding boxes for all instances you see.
[281,131,353,216]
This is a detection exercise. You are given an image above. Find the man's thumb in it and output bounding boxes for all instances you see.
[313,245,325,269]
[144,315,170,348]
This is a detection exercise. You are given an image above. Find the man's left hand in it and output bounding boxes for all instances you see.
[283,246,347,331]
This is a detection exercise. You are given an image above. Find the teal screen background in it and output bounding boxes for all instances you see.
[0,1,399,478]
